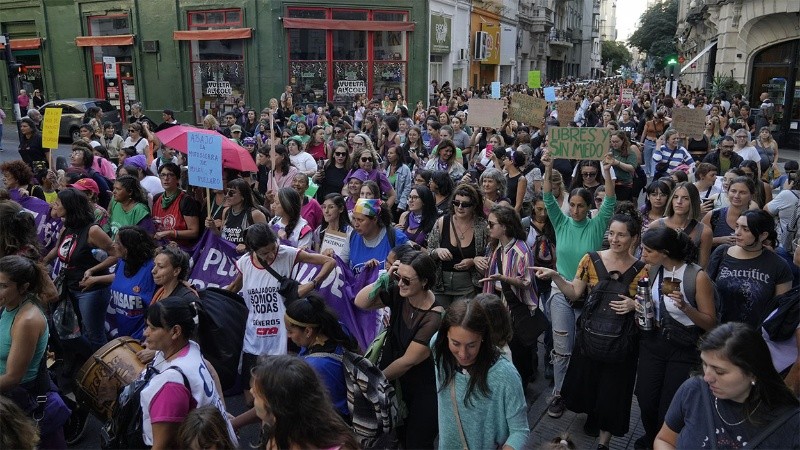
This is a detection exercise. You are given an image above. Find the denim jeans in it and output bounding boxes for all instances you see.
[544,284,582,395]
[70,287,110,352]
[643,139,656,177]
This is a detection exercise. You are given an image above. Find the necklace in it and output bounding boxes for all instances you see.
[714,397,760,427]
[452,219,470,240]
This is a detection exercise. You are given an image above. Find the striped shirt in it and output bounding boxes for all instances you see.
[653,145,694,173]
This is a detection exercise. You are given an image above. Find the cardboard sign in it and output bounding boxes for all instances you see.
[556,101,575,125]
[547,127,610,160]
[467,99,504,129]
[543,87,557,102]
[620,88,634,106]
[642,82,651,92]
[671,108,707,137]
[508,93,547,126]
[41,108,62,149]
[320,229,348,257]
[187,132,224,190]
[528,70,541,88]
[491,81,501,99]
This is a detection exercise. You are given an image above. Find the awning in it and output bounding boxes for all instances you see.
[282,18,415,32]
[173,28,252,41]
[75,34,135,47]
[681,41,717,73]
[0,37,43,50]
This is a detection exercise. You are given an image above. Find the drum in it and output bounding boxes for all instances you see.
[75,337,145,420]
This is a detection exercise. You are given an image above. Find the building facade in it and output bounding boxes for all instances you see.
[676,0,799,147]
[0,0,429,125]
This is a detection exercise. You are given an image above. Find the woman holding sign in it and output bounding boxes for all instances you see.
[539,148,616,419]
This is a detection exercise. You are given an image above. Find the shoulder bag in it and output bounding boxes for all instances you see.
[496,246,547,347]
[263,263,300,304]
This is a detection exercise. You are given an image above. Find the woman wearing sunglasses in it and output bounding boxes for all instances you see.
[569,160,604,199]
[355,250,444,449]
[428,184,489,308]
[346,134,397,209]
[424,138,466,183]
[151,163,201,252]
[206,178,267,253]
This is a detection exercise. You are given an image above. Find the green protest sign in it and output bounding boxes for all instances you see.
[547,127,610,160]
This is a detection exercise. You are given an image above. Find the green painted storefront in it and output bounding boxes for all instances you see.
[1,0,428,125]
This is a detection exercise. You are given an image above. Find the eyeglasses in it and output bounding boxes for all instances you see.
[392,272,418,286]
[225,189,238,197]
[360,157,373,163]
[159,173,177,179]
[334,152,347,157]
[407,194,420,200]
[452,200,474,209]
[582,172,598,178]
[352,141,365,146]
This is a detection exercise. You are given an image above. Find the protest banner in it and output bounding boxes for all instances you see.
[320,229,348,256]
[508,93,547,126]
[491,81,500,99]
[547,127,610,160]
[620,88,634,106]
[671,108,707,137]
[187,230,380,350]
[527,70,541,88]
[41,108,62,152]
[467,99,504,129]
[543,87,557,102]
[556,100,576,125]
[9,188,60,250]
[187,132,224,190]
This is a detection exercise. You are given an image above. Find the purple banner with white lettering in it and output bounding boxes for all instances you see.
[10,188,62,255]
[187,230,379,350]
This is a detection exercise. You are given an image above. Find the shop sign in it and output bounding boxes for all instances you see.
[206,78,233,97]
[430,15,451,54]
[103,56,116,79]
[336,80,366,96]
[301,72,315,78]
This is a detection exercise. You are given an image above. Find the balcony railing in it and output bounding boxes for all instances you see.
[548,29,574,47]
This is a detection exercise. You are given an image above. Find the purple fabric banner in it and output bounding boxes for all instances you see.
[10,188,62,255]
[187,230,380,350]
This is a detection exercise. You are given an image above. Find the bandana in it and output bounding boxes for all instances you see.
[354,198,381,217]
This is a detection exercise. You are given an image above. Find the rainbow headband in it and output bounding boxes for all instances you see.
[354,198,381,217]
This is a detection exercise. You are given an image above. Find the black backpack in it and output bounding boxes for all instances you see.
[578,252,644,363]
[101,365,189,449]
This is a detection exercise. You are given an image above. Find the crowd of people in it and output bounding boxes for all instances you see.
[1,74,798,450]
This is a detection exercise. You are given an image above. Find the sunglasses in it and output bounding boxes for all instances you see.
[361,157,373,162]
[392,272,418,286]
[452,200,474,209]
[582,172,598,178]
[334,152,347,157]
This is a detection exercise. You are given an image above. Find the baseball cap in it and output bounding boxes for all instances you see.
[69,178,100,195]
[126,154,148,171]
[242,137,256,146]
[230,125,242,133]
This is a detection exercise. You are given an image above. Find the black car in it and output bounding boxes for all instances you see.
[39,98,122,142]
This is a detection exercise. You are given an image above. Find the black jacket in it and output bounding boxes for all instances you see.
[702,150,743,173]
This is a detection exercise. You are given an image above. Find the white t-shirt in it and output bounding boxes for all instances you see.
[766,189,800,244]
[236,247,299,356]
[734,145,761,163]
[123,136,149,154]
[290,151,317,174]
[140,341,237,446]
[140,175,165,198]
[269,216,313,249]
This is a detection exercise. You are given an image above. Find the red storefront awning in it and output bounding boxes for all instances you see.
[75,35,135,47]
[0,38,43,50]
[172,28,253,41]
[282,18,415,32]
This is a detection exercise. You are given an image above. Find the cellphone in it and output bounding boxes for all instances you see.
[485,143,494,158]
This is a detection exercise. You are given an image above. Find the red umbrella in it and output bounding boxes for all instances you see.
[155,125,257,173]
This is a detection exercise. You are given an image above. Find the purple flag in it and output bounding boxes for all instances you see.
[10,188,61,255]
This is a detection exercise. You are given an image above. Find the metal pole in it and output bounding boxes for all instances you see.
[2,34,23,136]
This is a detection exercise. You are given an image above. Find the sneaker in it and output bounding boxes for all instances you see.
[64,404,90,445]
[597,445,610,450]
[547,395,565,418]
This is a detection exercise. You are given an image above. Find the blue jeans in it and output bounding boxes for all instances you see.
[544,284,582,395]
[70,287,110,352]
[643,139,656,177]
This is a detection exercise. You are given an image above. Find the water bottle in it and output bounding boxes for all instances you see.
[92,248,108,262]
[636,277,654,330]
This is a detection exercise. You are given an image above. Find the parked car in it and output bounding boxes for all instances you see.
[39,98,122,142]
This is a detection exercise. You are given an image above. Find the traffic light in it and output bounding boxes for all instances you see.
[9,62,27,75]
[665,54,678,66]
[664,54,679,77]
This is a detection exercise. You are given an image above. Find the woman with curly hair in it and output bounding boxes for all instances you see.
[83,226,157,340]
[424,138,465,183]
[269,187,313,249]
[1,160,45,200]
[0,201,41,259]
[151,245,197,303]
[348,134,397,208]
[250,356,359,450]
[108,175,154,237]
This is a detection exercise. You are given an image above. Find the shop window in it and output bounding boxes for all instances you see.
[333,61,368,104]
[87,15,133,115]
[288,8,326,19]
[332,11,367,21]
[289,29,326,60]
[290,61,328,104]
[333,31,366,60]
[188,8,246,123]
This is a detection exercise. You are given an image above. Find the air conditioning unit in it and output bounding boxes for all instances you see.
[474,31,488,60]
[142,40,159,53]
[458,48,469,61]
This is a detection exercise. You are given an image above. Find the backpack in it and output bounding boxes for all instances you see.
[307,350,398,449]
[578,252,645,363]
[195,287,249,390]
[101,365,189,450]
[780,191,800,254]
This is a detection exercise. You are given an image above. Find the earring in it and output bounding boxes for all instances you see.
[751,380,756,386]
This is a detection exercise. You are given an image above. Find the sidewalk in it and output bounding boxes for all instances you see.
[522,343,646,450]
